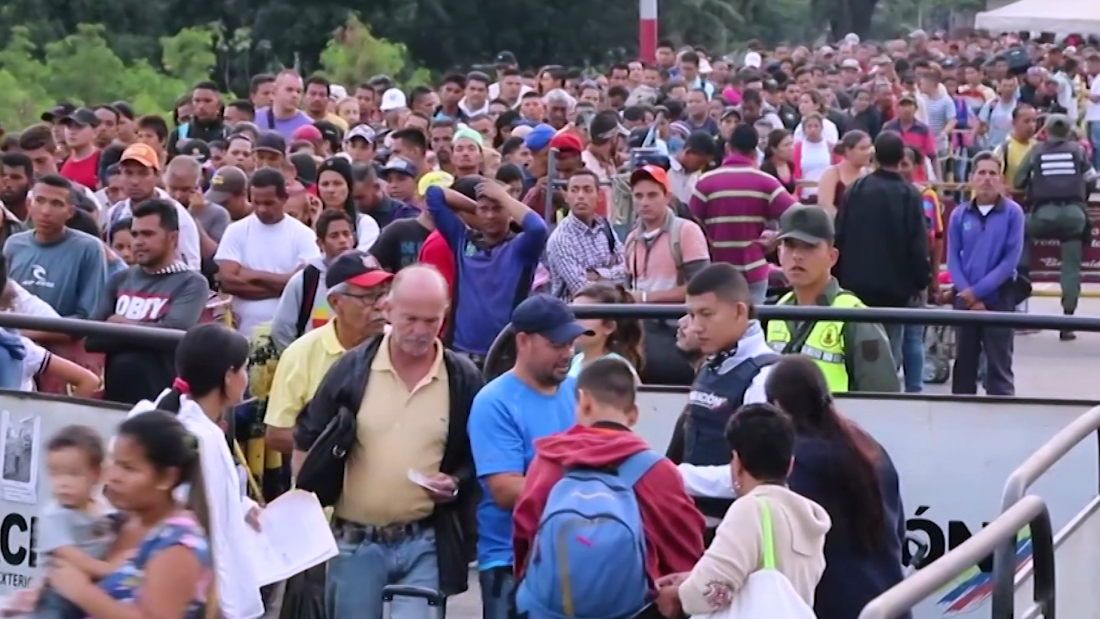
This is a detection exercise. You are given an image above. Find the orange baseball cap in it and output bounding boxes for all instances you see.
[629,165,671,194]
[120,143,160,171]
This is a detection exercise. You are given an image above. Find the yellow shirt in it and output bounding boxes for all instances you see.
[264,320,346,429]
[337,334,450,526]
[1000,137,1035,187]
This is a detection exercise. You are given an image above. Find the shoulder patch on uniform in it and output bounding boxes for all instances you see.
[820,323,841,348]
[861,339,880,363]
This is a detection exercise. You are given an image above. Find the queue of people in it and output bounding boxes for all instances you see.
[0,27,1098,619]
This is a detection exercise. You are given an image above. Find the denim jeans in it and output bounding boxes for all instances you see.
[901,323,925,393]
[479,567,516,619]
[748,279,769,306]
[1089,121,1100,170]
[326,527,439,619]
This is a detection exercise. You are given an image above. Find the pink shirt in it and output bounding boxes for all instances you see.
[624,217,710,293]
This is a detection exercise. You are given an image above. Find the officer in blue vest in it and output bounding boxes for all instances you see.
[665,263,779,524]
[1014,113,1094,340]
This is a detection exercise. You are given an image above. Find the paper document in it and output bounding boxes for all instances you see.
[243,490,338,586]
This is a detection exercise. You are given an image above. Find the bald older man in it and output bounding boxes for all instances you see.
[295,264,483,619]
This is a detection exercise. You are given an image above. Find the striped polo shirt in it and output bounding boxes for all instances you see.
[688,154,798,283]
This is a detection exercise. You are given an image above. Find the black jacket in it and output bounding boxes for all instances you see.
[293,335,484,595]
[167,118,228,157]
[835,169,931,307]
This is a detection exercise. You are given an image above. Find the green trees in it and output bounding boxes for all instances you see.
[0,24,216,130]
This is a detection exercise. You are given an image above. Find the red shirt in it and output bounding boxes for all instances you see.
[417,230,455,335]
[60,150,101,191]
[514,424,706,587]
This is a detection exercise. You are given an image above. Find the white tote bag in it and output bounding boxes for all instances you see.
[693,497,818,619]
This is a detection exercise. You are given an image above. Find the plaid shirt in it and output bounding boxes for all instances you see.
[544,213,626,299]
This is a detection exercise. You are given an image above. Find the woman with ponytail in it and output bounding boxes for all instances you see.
[569,282,644,381]
[49,410,214,619]
[128,323,265,619]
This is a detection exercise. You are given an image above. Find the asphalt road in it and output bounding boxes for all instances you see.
[426,291,1100,618]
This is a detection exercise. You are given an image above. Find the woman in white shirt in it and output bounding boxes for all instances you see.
[316,157,379,251]
[794,91,839,144]
[129,323,265,619]
[793,114,835,202]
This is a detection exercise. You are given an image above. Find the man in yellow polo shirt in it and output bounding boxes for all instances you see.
[994,102,1037,188]
[264,250,393,453]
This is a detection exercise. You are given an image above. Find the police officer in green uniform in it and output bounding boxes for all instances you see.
[1014,113,1092,341]
[765,205,900,392]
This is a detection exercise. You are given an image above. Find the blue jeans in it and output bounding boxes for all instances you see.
[1089,121,1100,169]
[748,279,769,306]
[327,527,439,619]
[479,567,516,619]
[902,323,925,393]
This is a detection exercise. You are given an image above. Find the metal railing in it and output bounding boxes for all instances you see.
[992,404,1100,618]
[569,303,1100,331]
[858,495,1056,619]
[0,313,184,348]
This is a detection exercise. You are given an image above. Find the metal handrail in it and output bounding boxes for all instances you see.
[569,303,1100,331]
[0,313,184,346]
[992,404,1100,618]
[858,495,1056,619]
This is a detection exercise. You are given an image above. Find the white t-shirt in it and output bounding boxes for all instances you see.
[105,188,202,270]
[10,282,61,318]
[214,214,321,336]
[1086,75,1100,123]
[356,213,380,251]
[794,118,839,145]
[18,336,49,392]
[798,140,833,199]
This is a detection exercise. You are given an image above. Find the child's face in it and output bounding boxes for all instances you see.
[46,447,99,508]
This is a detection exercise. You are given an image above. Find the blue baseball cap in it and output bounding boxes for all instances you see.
[524,124,557,153]
[512,294,594,346]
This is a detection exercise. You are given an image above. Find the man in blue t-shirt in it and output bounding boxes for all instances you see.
[426,178,548,366]
[468,294,591,619]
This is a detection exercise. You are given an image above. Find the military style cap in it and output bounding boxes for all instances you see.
[775,204,835,245]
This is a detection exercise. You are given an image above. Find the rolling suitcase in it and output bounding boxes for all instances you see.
[381,585,446,619]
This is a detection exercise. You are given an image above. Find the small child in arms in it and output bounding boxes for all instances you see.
[33,425,115,619]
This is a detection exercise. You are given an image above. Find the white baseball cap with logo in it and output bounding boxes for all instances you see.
[380,88,407,112]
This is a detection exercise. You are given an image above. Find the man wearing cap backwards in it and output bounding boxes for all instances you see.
[265,250,392,454]
[766,205,900,393]
[58,108,102,191]
[1014,113,1094,341]
[521,130,584,220]
[103,143,202,270]
[468,293,590,619]
[451,127,484,177]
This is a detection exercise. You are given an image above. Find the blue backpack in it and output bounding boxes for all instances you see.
[516,449,662,619]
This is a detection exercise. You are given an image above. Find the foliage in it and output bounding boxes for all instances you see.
[0,24,215,131]
[319,15,432,89]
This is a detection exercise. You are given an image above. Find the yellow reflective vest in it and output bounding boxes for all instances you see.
[765,291,865,393]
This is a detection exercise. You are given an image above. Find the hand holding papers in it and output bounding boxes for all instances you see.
[243,490,338,586]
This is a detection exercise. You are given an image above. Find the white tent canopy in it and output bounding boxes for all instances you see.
[974,0,1100,34]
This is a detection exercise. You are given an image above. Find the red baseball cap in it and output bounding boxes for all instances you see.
[629,165,671,194]
[548,132,583,154]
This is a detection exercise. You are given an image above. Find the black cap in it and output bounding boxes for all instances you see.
[511,294,594,346]
[177,139,211,164]
[325,251,395,289]
[380,157,417,179]
[290,152,319,186]
[59,108,100,128]
[255,130,287,154]
[494,51,518,66]
[41,103,77,123]
[775,204,835,245]
[589,111,629,142]
[314,120,342,145]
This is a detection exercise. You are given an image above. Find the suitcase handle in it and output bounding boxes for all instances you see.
[381,585,446,607]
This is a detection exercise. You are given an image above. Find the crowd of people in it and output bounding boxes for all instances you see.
[0,25,1096,619]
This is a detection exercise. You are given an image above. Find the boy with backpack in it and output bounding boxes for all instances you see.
[513,358,706,619]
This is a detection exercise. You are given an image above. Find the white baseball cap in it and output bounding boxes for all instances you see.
[744,52,762,68]
[380,88,407,112]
